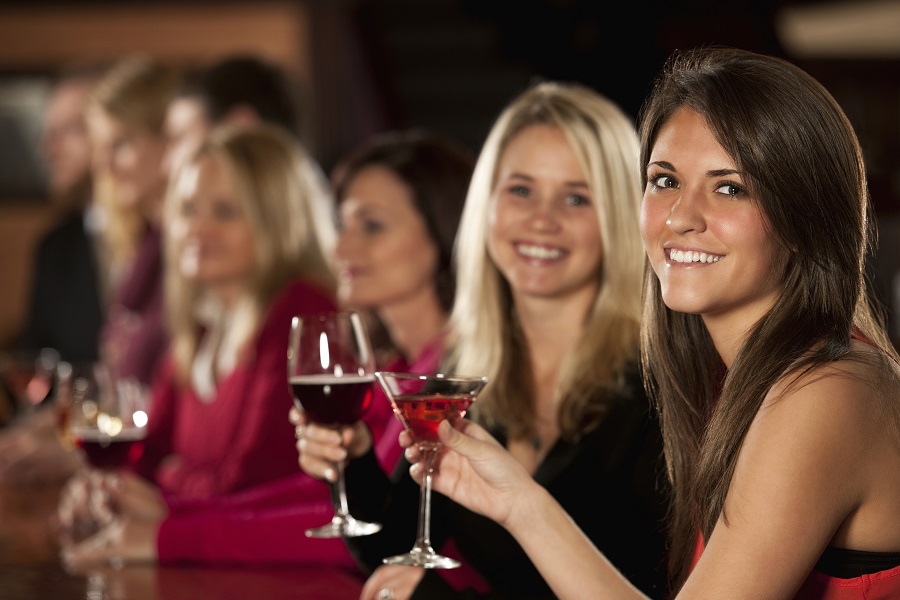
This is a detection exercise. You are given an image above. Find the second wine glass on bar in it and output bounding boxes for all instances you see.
[287,310,382,538]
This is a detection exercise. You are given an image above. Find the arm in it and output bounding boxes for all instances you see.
[423,364,891,599]
[158,487,357,568]
[677,367,883,598]
[420,420,648,599]
[60,471,358,568]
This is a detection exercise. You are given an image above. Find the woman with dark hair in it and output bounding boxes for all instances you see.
[398,47,900,600]
[296,128,476,476]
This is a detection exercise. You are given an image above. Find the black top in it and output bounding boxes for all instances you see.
[18,209,104,362]
[345,365,671,599]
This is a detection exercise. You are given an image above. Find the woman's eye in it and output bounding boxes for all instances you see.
[362,219,384,234]
[508,185,530,198]
[714,182,747,198]
[649,174,677,190]
[566,194,591,207]
[213,203,240,220]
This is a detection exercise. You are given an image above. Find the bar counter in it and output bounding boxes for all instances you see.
[0,480,366,599]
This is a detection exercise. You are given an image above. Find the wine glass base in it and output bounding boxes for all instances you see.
[305,516,382,539]
[382,551,461,570]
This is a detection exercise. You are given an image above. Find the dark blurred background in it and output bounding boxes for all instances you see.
[1,0,899,345]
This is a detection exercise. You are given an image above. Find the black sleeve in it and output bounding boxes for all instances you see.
[343,448,422,573]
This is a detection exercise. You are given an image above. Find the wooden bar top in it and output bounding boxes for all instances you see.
[0,481,365,599]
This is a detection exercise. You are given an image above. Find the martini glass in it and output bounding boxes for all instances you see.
[288,311,381,538]
[373,371,488,569]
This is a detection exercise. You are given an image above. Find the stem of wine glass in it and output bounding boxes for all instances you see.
[332,458,351,521]
[411,444,440,555]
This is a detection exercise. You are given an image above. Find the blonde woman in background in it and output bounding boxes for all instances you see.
[85,55,182,387]
[300,82,670,600]
[59,128,471,576]
[59,124,340,566]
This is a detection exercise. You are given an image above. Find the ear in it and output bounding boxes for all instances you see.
[222,104,262,129]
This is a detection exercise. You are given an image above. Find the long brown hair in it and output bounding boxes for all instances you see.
[637,46,900,590]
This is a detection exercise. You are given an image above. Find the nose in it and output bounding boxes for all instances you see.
[334,229,358,262]
[665,191,706,234]
[527,201,561,233]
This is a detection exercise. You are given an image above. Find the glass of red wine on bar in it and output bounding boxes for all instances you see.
[0,347,60,422]
[287,310,381,538]
[57,361,149,470]
[373,371,488,569]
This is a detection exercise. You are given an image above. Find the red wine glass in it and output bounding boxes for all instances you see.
[287,311,381,538]
[57,361,149,470]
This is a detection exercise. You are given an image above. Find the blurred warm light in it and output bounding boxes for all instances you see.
[777,0,900,58]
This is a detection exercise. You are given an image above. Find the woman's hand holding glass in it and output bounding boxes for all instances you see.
[289,405,372,483]
[401,418,536,531]
[57,470,166,569]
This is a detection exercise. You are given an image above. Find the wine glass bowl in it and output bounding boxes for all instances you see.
[374,371,488,569]
[0,347,60,420]
[287,311,381,538]
[57,361,149,470]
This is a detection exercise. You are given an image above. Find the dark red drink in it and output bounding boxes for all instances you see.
[72,427,145,470]
[289,374,374,426]
[391,394,474,444]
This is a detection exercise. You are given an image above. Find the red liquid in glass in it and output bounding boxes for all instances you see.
[392,394,474,444]
[289,375,374,426]
[72,427,146,469]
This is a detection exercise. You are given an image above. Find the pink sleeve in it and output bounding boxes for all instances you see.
[157,475,358,567]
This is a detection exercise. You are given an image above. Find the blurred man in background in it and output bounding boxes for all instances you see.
[0,64,108,484]
[163,54,308,179]
[18,64,109,364]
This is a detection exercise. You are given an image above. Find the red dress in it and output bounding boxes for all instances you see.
[131,278,336,498]
[153,333,444,566]
[693,533,900,598]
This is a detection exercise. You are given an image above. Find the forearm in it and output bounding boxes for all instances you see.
[506,482,650,600]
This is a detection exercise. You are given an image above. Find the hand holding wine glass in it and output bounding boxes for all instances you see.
[287,310,381,538]
[374,371,487,569]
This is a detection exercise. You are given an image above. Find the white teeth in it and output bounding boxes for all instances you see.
[516,244,564,260]
[670,249,722,263]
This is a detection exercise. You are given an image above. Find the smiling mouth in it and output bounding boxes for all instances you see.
[666,249,723,264]
[515,243,566,260]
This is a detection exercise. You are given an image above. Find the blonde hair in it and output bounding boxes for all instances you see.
[446,81,645,440]
[164,124,337,380]
[87,55,182,274]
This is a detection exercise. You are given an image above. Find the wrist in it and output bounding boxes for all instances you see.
[504,478,550,533]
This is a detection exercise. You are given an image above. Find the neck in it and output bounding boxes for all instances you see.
[514,287,595,392]
[701,295,779,368]
[209,284,248,312]
[377,289,446,363]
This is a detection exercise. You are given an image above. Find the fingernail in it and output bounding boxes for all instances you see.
[324,468,336,482]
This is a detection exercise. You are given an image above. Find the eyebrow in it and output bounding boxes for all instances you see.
[647,161,741,178]
[506,172,590,188]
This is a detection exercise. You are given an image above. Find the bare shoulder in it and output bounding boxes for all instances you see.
[768,339,897,402]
